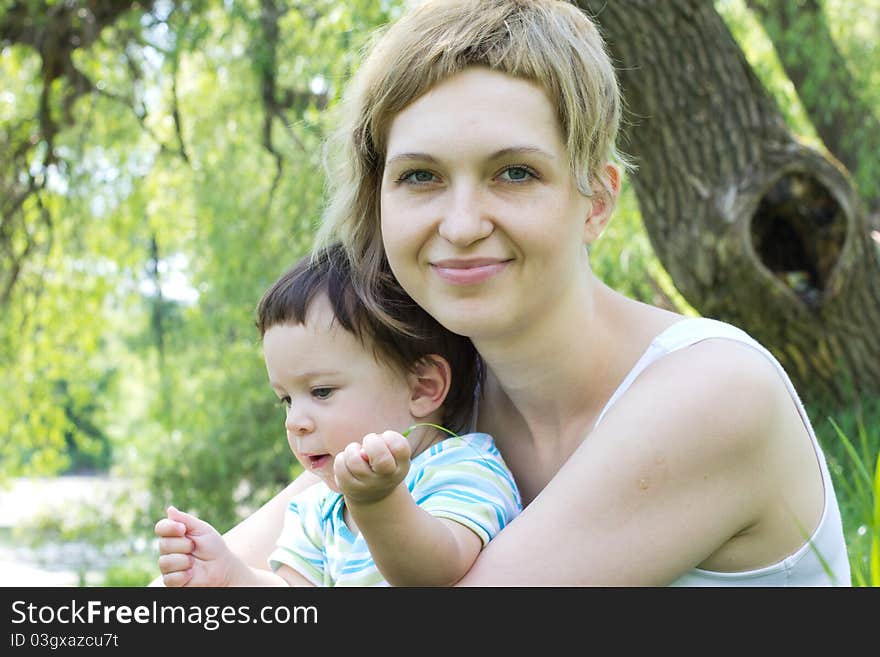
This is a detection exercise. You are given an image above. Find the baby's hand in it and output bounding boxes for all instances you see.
[154,506,236,587]
[334,431,411,504]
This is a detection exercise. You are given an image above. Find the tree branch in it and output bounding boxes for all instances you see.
[0,0,159,305]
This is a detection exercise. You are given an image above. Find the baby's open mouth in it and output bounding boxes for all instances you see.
[307,454,331,469]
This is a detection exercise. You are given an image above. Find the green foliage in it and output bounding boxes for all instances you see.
[813,397,880,586]
[101,558,157,587]
[823,0,880,195]
[1,2,400,505]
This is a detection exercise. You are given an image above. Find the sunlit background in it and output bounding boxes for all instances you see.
[1,0,878,586]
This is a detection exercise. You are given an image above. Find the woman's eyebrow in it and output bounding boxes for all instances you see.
[490,146,556,161]
[386,146,555,166]
[385,152,439,166]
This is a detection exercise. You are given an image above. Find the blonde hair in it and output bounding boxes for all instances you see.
[316,0,628,333]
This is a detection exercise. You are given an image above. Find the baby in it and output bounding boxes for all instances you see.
[155,244,521,586]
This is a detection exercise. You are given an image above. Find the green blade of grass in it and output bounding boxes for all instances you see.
[828,418,873,526]
[829,417,873,491]
[857,411,872,477]
[792,513,838,585]
[401,423,459,438]
[871,449,880,587]
[853,569,868,587]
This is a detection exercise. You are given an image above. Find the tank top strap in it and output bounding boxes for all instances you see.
[594,317,832,483]
[591,317,732,428]
[650,316,758,352]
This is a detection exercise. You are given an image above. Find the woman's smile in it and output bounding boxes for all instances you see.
[430,257,512,286]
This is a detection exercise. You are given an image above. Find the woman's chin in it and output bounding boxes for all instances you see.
[416,293,497,334]
[439,305,521,342]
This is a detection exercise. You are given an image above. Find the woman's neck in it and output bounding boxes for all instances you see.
[476,274,609,435]
[475,275,678,447]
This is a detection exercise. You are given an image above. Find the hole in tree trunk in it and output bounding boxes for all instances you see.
[750,172,846,307]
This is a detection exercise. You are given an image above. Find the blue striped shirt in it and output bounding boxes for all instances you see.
[268,433,522,586]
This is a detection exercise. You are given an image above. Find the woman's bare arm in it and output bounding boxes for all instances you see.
[458,341,794,586]
[223,470,321,569]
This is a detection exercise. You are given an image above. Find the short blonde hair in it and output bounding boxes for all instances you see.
[317,0,627,333]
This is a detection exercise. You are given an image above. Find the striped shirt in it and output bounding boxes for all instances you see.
[268,433,522,586]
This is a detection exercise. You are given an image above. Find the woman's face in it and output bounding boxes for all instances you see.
[380,67,595,341]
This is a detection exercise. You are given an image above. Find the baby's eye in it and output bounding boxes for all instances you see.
[497,165,537,182]
[311,387,334,400]
[278,396,291,409]
[397,169,438,185]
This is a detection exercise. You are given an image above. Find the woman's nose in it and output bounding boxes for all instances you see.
[438,184,493,246]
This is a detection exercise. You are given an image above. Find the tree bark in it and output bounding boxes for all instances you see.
[746,0,880,228]
[580,0,880,406]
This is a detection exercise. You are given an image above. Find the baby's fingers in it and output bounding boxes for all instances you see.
[382,431,411,467]
[158,536,194,555]
[154,517,186,538]
[158,553,191,573]
[161,563,193,587]
[334,443,368,487]
[361,434,396,475]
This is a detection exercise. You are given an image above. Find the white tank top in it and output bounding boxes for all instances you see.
[593,317,851,586]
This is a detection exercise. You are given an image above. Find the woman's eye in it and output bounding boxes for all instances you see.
[311,387,334,400]
[398,169,438,184]
[497,165,536,182]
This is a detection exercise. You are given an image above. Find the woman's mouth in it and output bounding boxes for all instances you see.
[430,258,511,285]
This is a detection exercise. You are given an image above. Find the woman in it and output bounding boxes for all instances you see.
[208,0,850,585]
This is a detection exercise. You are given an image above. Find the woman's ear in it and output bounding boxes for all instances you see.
[406,355,452,419]
[583,163,621,244]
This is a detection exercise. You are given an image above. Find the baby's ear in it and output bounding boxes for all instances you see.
[407,355,452,419]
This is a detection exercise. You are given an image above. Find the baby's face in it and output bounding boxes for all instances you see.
[263,295,415,491]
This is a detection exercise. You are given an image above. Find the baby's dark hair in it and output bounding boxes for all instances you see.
[256,243,482,434]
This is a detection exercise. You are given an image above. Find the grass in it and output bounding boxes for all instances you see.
[813,396,880,586]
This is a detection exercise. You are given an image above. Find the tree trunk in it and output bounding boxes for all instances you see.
[746,0,880,228]
[580,0,880,407]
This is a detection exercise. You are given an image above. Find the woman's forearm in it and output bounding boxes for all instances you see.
[226,559,314,587]
[222,470,321,570]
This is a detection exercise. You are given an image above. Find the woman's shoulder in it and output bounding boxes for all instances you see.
[634,324,790,423]
[596,314,791,433]
[581,314,789,464]
[629,316,786,395]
